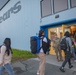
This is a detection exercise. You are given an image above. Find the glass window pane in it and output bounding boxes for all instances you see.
[54,0,68,13]
[71,0,76,8]
[0,0,10,10]
[41,0,52,17]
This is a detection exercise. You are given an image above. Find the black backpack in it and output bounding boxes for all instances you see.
[0,45,2,53]
[60,37,68,51]
[42,37,51,53]
[30,36,41,54]
[30,36,51,54]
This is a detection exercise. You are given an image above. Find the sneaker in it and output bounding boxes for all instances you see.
[37,72,39,75]
[59,67,65,72]
[69,65,73,69]
[37,71,40,75]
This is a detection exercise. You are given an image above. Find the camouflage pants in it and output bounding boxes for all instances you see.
[54,48,63,61]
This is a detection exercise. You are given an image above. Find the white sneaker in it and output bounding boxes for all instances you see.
[37,71,40,75]
[37,72,39,75]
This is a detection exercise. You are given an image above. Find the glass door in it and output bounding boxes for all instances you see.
[48,25,71,55]
[48,27,58,55]
[62,24,71,36]
[48,26,68,55]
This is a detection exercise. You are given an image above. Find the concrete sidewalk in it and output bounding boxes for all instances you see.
[4,55,76,75]
[46,55,76,71]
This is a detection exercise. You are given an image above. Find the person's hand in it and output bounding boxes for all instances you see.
[0,63,3,66]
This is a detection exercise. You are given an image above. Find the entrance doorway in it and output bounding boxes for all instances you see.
[48,24,76,55]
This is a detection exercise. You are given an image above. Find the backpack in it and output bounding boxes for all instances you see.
[42,37,51,52]
[30,36,51,54]
[0,45,2,53]
[60,37,68,51]
[30,36,41,54]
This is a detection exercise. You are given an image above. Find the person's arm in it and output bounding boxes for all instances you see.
[0,46,6,66]
[67,38,72,51]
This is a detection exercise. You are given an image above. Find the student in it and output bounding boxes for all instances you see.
[70,34,76,62]
[0,38,15,75]
[60,31,73,72]
[37,30,48,75]
[74,34,76,51]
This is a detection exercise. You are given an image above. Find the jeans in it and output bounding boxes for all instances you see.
[61,51,71,67]
[72,47,76,60]
[0,63,15,75]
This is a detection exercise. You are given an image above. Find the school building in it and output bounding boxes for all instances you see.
[0,0,76,54]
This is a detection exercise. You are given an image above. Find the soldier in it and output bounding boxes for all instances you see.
[52,33,63,61]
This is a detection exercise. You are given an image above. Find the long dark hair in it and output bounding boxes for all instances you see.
[3,38,12,56]
[38,30,44,37]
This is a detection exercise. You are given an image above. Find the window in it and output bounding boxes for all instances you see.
[0,0,10,11]
[70,0,76,8]
[53,0,68,13]
[41,0,52,17]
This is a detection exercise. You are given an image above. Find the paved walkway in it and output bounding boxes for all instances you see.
[46,55,76,71]
[3,55,76,75]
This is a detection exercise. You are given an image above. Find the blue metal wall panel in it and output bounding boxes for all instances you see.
[0,0,41,50]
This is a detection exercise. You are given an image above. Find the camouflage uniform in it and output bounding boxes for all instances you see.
[52,37,63,61]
